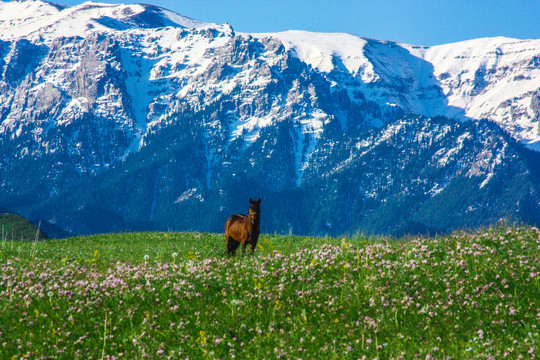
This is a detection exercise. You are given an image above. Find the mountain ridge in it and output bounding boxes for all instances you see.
[1,1,540,236]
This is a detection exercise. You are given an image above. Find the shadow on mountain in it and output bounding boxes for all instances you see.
[362,39,468,120]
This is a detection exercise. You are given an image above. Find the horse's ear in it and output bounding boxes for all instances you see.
[249,198,253,203]
[258,198,261,204]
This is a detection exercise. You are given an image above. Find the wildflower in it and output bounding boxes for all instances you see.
[195,331,207,344]
[478,329,484,339]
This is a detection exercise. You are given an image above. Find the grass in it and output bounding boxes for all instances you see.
[0,225,538,359]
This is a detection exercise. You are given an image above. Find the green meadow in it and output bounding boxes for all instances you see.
[0,226,538,359]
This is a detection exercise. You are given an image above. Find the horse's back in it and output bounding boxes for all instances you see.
[225,213,245,225]
[225,214,246,233]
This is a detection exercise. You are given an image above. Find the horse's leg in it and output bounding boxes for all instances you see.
[242,241,247,256]
[250,235,259,254]
[227,237,240,256]
[230,239,236,255]
[226,235,233,255]
[234,240,241,256]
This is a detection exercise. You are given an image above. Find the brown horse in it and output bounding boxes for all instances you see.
[224,198,261,255]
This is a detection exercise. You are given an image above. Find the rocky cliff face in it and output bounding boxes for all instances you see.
[1,1,540,236]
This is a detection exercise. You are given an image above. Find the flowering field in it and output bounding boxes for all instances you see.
[0,226,538,359]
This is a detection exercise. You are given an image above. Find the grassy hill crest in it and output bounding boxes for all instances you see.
[0,213,48,242]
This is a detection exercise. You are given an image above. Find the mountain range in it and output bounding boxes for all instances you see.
[1,0,540,236]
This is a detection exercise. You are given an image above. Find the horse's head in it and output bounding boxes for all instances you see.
[248,198,261,221]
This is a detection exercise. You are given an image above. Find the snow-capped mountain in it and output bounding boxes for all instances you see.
[1,1,540,236]
[407,37,540,148]
[258,31,540,147]
[0,0,224,41]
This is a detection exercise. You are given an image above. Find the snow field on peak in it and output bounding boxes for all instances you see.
[1,1,139,41]
[0,0,61,21]
[0,0,222,42]
[251,30,375,79]
[406,37,540,148]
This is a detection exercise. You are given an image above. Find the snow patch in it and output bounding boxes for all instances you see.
[293,109,330,185]
[0,0,226,42]
[175,188,203,203]
[252,30,374,79]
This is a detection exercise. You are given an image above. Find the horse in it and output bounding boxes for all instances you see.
[224,198,261,255]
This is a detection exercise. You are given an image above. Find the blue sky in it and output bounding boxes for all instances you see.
[56,0,539,46]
